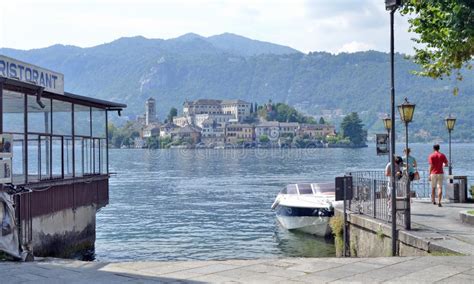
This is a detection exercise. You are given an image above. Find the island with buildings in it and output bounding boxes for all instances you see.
[110,98,367,149]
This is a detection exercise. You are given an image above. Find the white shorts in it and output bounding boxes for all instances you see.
[430,174,444,189]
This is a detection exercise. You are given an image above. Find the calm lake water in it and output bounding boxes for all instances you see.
[95,143,474,261]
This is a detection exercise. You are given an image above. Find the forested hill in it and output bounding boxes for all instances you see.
[1,33,473,141]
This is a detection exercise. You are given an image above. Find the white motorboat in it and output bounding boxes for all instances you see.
[271,183,336,236]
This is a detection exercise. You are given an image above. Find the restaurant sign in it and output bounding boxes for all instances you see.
[0,55,64,95]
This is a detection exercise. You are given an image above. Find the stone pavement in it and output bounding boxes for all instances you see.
[409,200,474,255]
[1,255,473,283]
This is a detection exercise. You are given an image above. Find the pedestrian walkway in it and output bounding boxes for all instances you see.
[409,199,474,255]
[1,255,473,283]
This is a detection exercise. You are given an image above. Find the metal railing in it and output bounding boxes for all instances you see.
[346,171,406,226]
[344,170,472,228]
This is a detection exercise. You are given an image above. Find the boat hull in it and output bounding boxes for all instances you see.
[275,205,333,236]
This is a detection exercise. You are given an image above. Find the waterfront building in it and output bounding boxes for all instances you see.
[0,55,126,259]
[299,124,336,138]
[201,119,225,145]
[225,123,254,144]
[134,137,146,148]
[279,122,300,137]
[255,121,280,141]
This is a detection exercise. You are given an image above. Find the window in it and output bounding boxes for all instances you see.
[3,90,26,183]
[298,184,313,195]
[286,185,297,195]
[92,108,106,138]
[28,95,51,134]
[74,105,91,136]
[3,90,25,133]
[53,101,72,136]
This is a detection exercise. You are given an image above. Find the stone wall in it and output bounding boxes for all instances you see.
[335,209,445,257]
[25,205,97,259]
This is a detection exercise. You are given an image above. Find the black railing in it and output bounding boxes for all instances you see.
[346,171,406,226]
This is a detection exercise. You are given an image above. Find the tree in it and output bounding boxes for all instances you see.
[146,136,160,149]
[400,0,474,89]
[259,135,270,143]
[319,117,326,125]
[340,112,367,146]
[167,107,178,122]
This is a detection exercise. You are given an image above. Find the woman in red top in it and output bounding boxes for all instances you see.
[428,144,449,207]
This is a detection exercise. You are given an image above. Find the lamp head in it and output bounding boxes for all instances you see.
[382,115,392,131]
[445,115,456,131]
[398,97,415,123]
[385,0,402,10]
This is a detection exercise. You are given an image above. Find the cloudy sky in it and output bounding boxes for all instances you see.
[0,0,416,54]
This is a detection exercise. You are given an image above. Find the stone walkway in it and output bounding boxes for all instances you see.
[1,200,472,283]
[1,255,473,283]
[408,200,474,255]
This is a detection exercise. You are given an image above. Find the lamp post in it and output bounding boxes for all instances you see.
[445,115,456,176]
[382,116,392,162]
[385,0,402,256]
[398,97,415,230]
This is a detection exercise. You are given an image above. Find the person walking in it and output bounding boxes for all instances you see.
[428,144,449,207]
[404,148,417,181]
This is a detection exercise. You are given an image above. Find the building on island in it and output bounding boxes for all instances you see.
[225,123,254,144]
[142,123,160,138]
[0,55,126,260]
[298,124,336,138]
[159,122,178,138]
[135,97,337,148]
[220,99,251,122]
[254,121,280,142]
[172,115,191,127]
[171,125,201,144]
[279,122,300,137]
[182,99,251,123]
[201,119,225,146]
[145,97,157,125]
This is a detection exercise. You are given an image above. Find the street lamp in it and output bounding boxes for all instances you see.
[385,0,402,257]
[398,97,415,230]
[382,116,392,132]
[445,115,456,176]
[382,115,392,161]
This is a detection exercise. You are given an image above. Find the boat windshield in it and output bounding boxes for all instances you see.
[311,183,335,195]
[285,184,298,195]
[297,184,313,194]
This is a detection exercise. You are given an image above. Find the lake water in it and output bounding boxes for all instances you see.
[95,143,474,262]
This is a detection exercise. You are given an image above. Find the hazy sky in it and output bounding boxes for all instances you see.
[0,0,415,54]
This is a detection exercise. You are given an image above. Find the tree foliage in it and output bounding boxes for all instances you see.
[258,101,317,124]
[167,107,178,122]
[108,122,140,148]
[400,0,474,85]
[340,112,367,146]
[259,135,270,143]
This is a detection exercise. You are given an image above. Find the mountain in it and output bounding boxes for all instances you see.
[207,33,300,56]
[1,33,473,141]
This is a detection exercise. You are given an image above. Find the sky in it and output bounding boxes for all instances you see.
[0,0,416,54]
